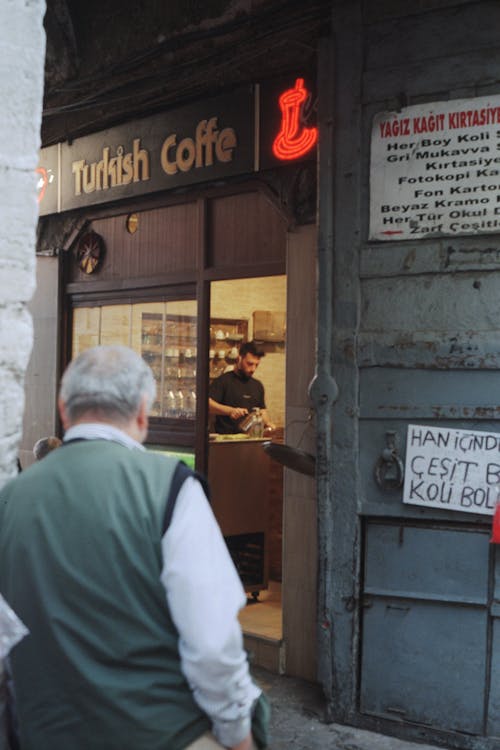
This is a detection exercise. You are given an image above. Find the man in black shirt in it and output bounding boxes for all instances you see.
[209,341,275,434]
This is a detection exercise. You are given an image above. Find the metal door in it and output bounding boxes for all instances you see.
[360,521,489,733]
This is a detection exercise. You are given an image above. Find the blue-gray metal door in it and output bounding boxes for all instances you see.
[357,367,500,742]
[360,521,490,733]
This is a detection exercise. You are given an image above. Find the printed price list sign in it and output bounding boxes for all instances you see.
[370,94,500,240]
[403,424,500,515]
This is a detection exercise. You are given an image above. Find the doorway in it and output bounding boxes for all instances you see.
[208,275,286,660]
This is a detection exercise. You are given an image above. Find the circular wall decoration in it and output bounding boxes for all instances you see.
[76,231,106,274]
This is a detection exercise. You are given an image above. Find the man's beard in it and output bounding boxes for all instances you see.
[236,366,251,381]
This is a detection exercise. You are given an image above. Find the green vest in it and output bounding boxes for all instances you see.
[0,440,211,750]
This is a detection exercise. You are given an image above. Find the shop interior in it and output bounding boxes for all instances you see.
[71,273,287,648]
[209,275,286,646]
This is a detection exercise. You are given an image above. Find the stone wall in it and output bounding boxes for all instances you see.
[0,0,46,486]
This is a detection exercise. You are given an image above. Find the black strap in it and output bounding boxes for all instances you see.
[161,461,211,535]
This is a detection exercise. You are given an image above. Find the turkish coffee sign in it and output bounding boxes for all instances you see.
[37,78,318,216]
[370,94,500,240]
[38,87,255,215]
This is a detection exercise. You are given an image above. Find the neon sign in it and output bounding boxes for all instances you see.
[272,78,318,160]
[36,166,55,205]
[35,166,48,203]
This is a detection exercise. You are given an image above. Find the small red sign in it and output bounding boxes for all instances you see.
[272,78,318,161]
[36,166,48,204]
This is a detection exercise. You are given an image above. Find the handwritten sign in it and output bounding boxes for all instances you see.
[403,424,500,515]
[370,94,500,240]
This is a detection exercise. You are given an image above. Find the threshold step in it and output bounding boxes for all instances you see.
[244,632,285,674]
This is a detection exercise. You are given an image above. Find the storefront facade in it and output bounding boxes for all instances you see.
[28,74,319,680]
[25,1,500,748]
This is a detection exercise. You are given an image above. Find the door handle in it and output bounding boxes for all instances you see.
[374,431,404,490]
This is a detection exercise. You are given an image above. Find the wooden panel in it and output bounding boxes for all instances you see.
[283,490,317,681]
[208,191,287,268]
[208,440,270,594]
[283,225,318,681]
[286,226,316,406]
[208,441,271,537]
[68,202,199,283]
[268,454,284,582]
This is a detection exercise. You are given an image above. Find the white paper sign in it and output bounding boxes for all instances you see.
[370,94,500,240]
[403,424,500,515]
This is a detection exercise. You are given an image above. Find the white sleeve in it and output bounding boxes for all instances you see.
[160,476,261,748]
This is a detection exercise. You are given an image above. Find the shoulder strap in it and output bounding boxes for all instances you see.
[161,461,211,535]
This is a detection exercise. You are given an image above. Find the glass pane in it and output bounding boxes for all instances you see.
[164,300,197,419]
[72,307,101,357]
[71,299,197,421]
[131,302,165,417]
[101,304,131,347]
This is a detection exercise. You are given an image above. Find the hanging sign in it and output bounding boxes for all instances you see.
[38,74,317,216]
[370,94,500,240]
[403,423,500,515]
[38,87,256,215]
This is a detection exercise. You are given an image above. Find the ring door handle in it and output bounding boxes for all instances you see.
[374,432,404,490]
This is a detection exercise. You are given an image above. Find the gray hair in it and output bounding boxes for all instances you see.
[59,345,156,424]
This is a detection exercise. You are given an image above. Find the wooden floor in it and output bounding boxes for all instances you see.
[239,580,282,640]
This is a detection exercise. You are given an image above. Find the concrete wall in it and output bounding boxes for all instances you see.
[0,0,46,486]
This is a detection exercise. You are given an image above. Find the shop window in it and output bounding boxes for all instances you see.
[72,300,197,421]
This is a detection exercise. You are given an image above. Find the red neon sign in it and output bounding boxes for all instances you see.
[272,78,318,161]
[36,166,48,204]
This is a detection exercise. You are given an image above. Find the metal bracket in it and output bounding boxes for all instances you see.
[374,430,404,490]
[308,372,339,409]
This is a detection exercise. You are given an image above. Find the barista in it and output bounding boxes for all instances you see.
[209,340,275,434]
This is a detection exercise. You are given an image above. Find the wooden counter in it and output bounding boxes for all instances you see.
[208,437,271,595]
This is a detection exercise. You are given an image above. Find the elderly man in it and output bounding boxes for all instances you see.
[0,345,268,750]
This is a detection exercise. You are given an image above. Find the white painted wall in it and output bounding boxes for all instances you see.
[0,0,46,486]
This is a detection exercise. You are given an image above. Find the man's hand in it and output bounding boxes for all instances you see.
[229,407,248,421]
